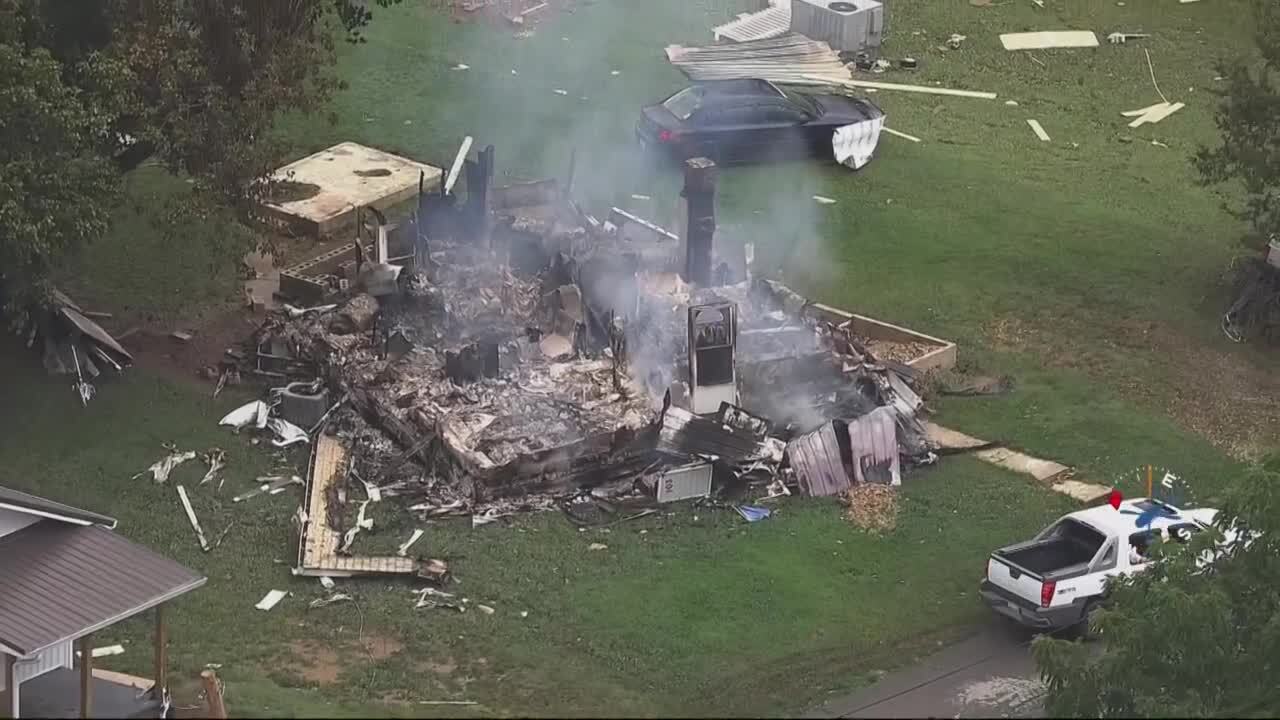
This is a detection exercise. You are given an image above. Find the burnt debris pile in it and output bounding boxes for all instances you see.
[235,149,948,574]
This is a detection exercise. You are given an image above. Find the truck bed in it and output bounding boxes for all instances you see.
[994,518,1105,577]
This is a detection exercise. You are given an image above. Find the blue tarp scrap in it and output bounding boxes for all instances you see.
[735,505,771,523]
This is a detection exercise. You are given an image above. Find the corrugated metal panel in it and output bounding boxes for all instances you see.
[13,641,74,685]
[848,406,900,486]
[0,507,39,541]
[665,33,851,85]
[657,406,770,463]
[0,521,206,656]
[657,462,714,503]
[787,422,851,497]
[713,6,792,43]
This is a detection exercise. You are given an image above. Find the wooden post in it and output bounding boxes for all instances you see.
[2,653,15,719]
[78,634,92,719]
[200,670,227,720]
[152,605,167,700]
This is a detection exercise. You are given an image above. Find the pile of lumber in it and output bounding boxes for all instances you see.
[665,33,851,85]
[19,289,133,392]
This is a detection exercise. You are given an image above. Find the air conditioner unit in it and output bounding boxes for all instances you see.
[790,0,885,54]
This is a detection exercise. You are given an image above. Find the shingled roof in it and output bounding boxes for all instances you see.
[0,487,205,658]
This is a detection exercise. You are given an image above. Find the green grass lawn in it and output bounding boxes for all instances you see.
[6,0,1276,715]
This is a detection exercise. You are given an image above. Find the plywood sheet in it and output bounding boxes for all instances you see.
[1000,31,1099,50]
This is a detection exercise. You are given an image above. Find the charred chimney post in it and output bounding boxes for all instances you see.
[682,157,717,286]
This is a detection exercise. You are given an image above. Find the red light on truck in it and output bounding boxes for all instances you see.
[1041,580,1056,608]
[658,129,676,143]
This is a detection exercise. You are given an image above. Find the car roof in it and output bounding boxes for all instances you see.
[690,79,786,99]
[1065,499,1213,538]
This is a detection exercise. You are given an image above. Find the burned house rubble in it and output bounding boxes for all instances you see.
[236,146,956,576]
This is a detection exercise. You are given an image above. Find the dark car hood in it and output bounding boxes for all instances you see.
[812,95,885,124]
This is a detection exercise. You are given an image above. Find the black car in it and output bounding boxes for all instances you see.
[636,79,885,165]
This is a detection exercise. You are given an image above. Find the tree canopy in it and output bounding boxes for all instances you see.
[1033,453,1280,717]
[1196,0,1280,247]
[0,0,401,310]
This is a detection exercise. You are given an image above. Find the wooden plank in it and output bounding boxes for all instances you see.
[1121,101,1169,117]
[804,75,997,99]
[1027,119,1051,142]
[1000,31,1099,51]
[1128,101,1184,128]
[176,485,209,551]
[153,605,167,699]
[882,127,922,143]
[79,635,92,719]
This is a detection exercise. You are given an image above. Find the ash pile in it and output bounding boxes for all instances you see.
[238,147,941,576]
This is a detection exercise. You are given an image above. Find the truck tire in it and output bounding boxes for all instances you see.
[1072,601,1101,641]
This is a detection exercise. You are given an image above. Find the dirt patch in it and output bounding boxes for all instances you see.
[983,315,1280,460]
[268,181,322,203]
[125,305,260,386]
[417,657,459,676]
[286,640,343,685]
[359,634,404,660]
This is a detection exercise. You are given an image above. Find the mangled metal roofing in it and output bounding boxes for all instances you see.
[665,34,852,86]
[656,405,774,463]
[787,421,850,497]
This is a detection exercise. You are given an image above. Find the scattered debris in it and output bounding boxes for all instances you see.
[232,475,303,503]
[176,484,210,552]
[320,576,335,590]
[946,33,967,49]
[220,401,270,433]
[477,604,495,614]
[200,449,227,487]
[453,63,470,70]
[1144,48,1171,105]
[841,484,899,532]
[1126,101,1184,128]
[308,593,353,609]
[553,89,569,95]
[588,542,609,551]
[268,417,310,448]
[172,331,194,343]
[255,589,288,611]
[735,505,772,523]
[813,195,838,205]
[418,701,478,706]
[211,520,235,549]
[1027,119,1051,142]
[397,529,425,557]
[1000,31,1100,51]
[135,447,198,483]
[1107,32,1150,44]
[414,586,465,612]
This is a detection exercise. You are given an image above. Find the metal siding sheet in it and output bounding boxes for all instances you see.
[787,422,851,497]
[848,407,900,486]
[0,522,205,655]
[14,641,73,684]
[0,486,116,527]
[656,463,714,503]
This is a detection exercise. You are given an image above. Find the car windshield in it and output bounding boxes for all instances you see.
[663,87,704,121]
[781,89,820,117]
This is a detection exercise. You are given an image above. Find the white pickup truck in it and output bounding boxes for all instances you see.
[980,498,1218,632]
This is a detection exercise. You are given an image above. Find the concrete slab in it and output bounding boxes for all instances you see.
[260,142,443,237]
[1051,479,1111,503]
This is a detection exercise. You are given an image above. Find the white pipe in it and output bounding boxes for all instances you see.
[443,136,474,196]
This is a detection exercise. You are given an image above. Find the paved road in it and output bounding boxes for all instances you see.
[805,622,1048,719]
